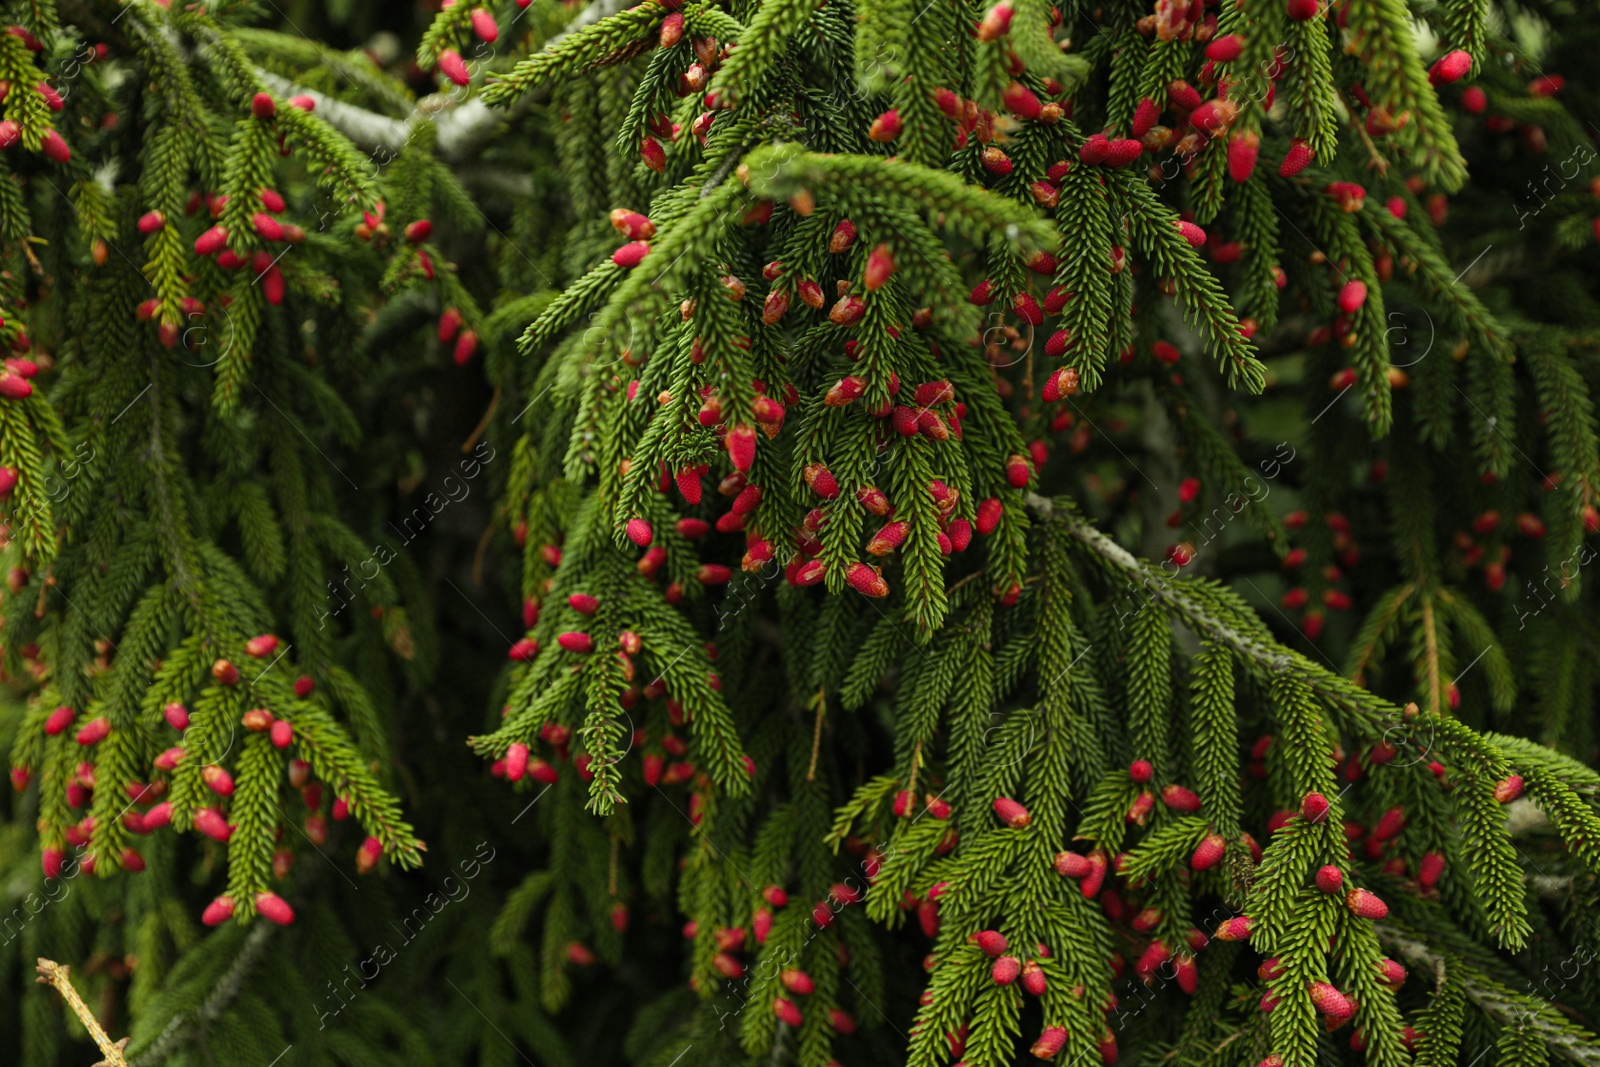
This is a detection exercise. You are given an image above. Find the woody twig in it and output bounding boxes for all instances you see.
[35,959,130,1067]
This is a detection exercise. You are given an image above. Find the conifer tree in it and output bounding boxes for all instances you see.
[4,0,1600,1065]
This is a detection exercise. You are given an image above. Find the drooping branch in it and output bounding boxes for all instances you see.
[1027,493,1401,733]
[1376,929,1600,1067]
[255,0,632,161]
[252,69,413,154]
[125,923,276,1067]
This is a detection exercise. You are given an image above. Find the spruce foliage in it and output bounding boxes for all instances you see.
[2,0,1600,1066]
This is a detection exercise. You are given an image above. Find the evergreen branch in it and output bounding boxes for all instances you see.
[706,0,819,106]
[1377,929,1600,1067]
[480,3,663,108]
[125,923,276,1067]
[1360,197,1514,364]
[254,70,417,150]
[253,0,633,160]
[1345,582,1417,683]
[740,145,1058,255]
[1030,494,1394,733]
[232,27,413,114]
[7,2,1600,1061]
[1105,170,1265,392]
[1343,0,1468,191]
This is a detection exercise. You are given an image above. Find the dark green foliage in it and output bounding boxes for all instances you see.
[3,0,1600,1066]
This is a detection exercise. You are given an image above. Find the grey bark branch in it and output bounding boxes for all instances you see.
[126,923,276,1067]
[1028,493,1301,674]
[1027,494,1408,735]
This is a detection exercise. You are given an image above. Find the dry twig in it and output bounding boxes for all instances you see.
[35,958,130,1067]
